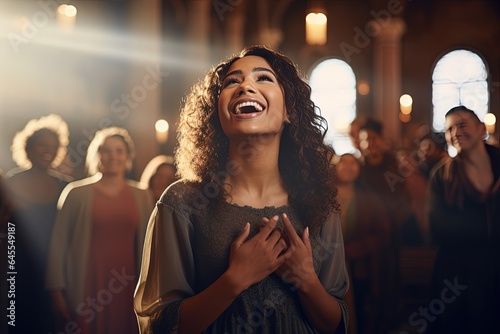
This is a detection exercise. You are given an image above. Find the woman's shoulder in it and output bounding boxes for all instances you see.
[47,169,74,183]
[160,180,202,202]
[126,179,150,195]
[58,175,100,205]
[65,175,99,192]
[155,180,210,220]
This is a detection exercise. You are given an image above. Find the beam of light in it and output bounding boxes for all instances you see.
[0,14,209,72]
[0,4,215,175]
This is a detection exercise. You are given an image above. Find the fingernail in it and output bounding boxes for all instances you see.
[305,226,309,236]
[273,215,279,221]
[283,213,288,219]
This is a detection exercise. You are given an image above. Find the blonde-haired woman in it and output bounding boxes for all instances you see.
[46,127,153,334]
[6,114,70,334]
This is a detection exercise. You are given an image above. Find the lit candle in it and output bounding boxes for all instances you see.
[306,13,327,45]
[57,4,77,32]
[484,113,496,135]
[399,94,413,115]
[155,119,169,144]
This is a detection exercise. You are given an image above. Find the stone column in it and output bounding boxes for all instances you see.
[125,0,162,176]
[184,0,211,84]
[257,0,282,49]
[370,17,406,145]
[225,4,246,54]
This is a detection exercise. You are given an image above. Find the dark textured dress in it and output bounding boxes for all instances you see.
[6,175,67,334]
[135,181,349,333]
[9,203,59,334]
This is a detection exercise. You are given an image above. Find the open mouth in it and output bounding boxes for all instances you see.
[232,101,264,114]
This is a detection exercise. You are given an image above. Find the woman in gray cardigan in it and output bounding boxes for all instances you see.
[45,127,153,334]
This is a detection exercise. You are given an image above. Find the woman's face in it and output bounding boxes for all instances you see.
[27,131,59,170]
[150,164,176,200]
[335,155,360,184]
[98,136,129,176]
[217,55,288,140]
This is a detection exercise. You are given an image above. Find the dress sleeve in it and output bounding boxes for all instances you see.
[316,211,350,334]
[134,201,195,334]
[45,185,76,291]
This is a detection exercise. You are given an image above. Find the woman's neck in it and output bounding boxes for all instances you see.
[98,173,126,187]
[28,165,50,177]
[224,138,287,206]
[94,173,127,197]
[337,182,355,193]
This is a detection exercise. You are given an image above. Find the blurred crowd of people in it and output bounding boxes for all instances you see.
[336,115,448,333]
[338,109,499,334]
[0,103,498,334]
[0,115,177,334]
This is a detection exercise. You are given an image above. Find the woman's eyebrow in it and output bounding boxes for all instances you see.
[224,67,276,79]
[224,70,242,78]
[252,67,276,76]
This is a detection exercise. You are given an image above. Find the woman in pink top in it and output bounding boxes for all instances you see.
[46,127,153,334]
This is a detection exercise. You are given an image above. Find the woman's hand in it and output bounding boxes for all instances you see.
[226,216,289,293]
[268,213,316,291]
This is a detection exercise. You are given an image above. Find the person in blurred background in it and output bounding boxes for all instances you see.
[416,130,448,180]
[45,127,153,334]
[140,154,177,203]
[348,115,367,156]
[395,149,428,246]
[334,153,390,334]
[427,106,500,333]
[357,117,410,332]
[5,114,70,334]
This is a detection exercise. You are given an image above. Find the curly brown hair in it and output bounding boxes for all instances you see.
[175,45,338,229]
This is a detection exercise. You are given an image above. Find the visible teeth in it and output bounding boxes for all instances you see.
[234,101,264,114]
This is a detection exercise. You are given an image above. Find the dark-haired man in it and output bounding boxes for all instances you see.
[427,105,500,333]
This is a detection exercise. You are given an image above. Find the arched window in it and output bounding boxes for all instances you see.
[309,58,357,154]
[432,49,489,132]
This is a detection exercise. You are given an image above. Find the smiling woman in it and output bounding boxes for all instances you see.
[5,114,70,334]
[218,56,288,141]
[45,127,153,334]
[134,46,349,334]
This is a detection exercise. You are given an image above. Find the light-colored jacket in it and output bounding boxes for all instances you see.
[45,174,154,311]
